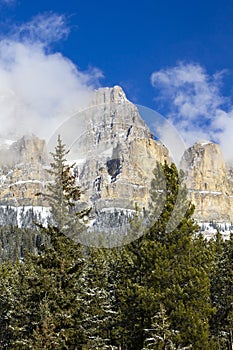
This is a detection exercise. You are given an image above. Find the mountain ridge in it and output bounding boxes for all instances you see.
[0,86,232,232]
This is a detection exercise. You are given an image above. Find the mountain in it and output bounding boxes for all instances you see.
[0,134,48,206]
[181,140,233,222]
[62,86,169,212]
[0,86,232,235]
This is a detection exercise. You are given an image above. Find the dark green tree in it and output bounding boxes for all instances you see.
[142,304,193,350]
[116,162,215,349]
[0,260,21,349]
[0,136,91,349]
[210,233,233,349]
[37,134,90,242]
[78,247,119,349]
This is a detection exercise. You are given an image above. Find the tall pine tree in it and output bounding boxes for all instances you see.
[116,162,215,349]
[210,233,233,349]
[37,134,90,242]
[2,136,91,349]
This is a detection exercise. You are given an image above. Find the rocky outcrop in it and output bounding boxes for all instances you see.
[78,138,169,212]
[0,135,49,206]
[0,134,48,166]
[0,87,170,217]
[0,86,233,227]
[67,86,169,215]
[180,141,233,221]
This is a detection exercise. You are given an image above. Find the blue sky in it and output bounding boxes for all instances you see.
[2,0,231,105]
[0,0,233,160]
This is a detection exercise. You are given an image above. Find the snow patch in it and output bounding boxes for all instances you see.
[7,180,44,187]
[0,138,15,148]
[198,140,211,146]
[189,189,222,195]
[0,205,51,228]
[198,221,232,240]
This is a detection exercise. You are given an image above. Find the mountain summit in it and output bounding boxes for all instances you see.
[0,86,232,231]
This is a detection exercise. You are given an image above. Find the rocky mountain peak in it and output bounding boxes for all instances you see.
[0,134,48,206]
[0,85,233,230]
[92,85,128,105]
[181,140,233,221]
[181,141,227,189]
[67,86,169,219]
[52,85,153,161]
[11,134,48,164]
[0,134,48,167]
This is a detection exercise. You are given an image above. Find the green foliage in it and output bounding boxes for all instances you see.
[0,155,231,349]
[116,162,214,349]
[0,225,49,262]
[0,136,88,348]
[142,304,193,350]
[29,299,67,349]
[0,260,20,349]
[210,233,233,349]
[77,247,119,349]
[38,134,90,242]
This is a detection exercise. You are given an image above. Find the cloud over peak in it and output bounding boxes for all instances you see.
[0,12,102,140]
[0,0,16,6]
[11,12,70,46]
[151,62,233,162]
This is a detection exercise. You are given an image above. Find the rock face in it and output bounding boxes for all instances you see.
[180,141,233,221]
[0,86,233,227]
[0,135,49,206]
[0,87,170,224]
[0,134,48,166]
[66,86,169,217]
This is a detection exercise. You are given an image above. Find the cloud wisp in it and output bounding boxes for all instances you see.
[10,12,70,46]
[0,12,102,141]
[0,0,16,6]
[151,62,233,162]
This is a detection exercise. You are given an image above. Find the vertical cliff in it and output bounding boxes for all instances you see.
[0,87,233,227]
[0,134,49,206]
[67,86,170,215]
[180,141,233,221]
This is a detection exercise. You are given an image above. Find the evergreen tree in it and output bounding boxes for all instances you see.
[210,233,233,349]
[0,260,20,349]
[0,226,45,262]
[79,247,118,349]
[0,258,40,349]
[37,134,90,242]
[116,162,214,349]
[28,298,68,349]
[0,150,220,350]
[142,304,192,350]
[0,136,91,348]
[142,304,175,350]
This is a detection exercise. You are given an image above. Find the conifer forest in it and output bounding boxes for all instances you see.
[0,137,232,350]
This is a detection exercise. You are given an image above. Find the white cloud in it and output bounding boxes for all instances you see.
[0,0,16,7]
[0,0,15,4]
[11,12,70,46]
[151,62,233,162]
[0,13,102,140]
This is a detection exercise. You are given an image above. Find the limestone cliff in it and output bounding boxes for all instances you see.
[66,86,169,216]
[0,86,232,227]
[180,141,233,221]
[0,135,49,206]
[0,87,170,219]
